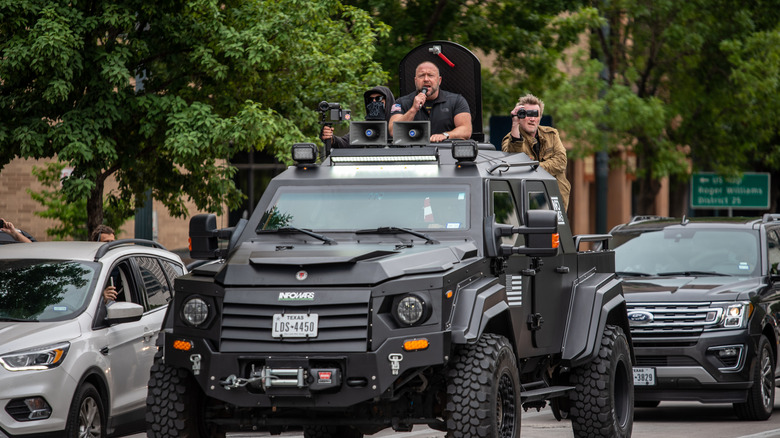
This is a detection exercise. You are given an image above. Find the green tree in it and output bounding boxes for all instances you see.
[547,0,780,214]
[343,0,597,118]
[0,0,388,237]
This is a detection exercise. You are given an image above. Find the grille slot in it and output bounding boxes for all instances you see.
[635,356,699,367]
[220,290,370,353]
[627,302,720,337]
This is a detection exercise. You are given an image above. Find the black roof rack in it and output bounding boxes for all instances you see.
[628,215,673,224]
[95,239,167,261]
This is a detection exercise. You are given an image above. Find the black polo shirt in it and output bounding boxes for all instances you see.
[390,89,470,135]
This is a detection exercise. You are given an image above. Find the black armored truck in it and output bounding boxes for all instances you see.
[146,42,635,438]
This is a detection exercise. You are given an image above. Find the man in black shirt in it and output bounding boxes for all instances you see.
[389,62,472,142]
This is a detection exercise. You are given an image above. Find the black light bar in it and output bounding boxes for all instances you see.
[329,147,439,165]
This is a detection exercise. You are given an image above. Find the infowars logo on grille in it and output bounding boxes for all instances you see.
[278,292,315,301]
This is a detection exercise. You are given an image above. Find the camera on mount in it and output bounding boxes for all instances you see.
[318,101,351,125]
[512,108,539,119]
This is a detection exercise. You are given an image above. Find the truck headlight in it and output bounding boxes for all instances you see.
[393,294,431,326]
[0,342,70,371]
[182,297,209,327]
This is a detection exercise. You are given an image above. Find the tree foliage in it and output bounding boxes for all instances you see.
[547,0,780,213]
[0,0,388,235]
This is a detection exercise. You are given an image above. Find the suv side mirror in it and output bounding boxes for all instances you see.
[106,302,144,325]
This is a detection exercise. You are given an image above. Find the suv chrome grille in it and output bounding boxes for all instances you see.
[627,302,721,337]
[220,289,370,353]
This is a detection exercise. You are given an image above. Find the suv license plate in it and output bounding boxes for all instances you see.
[272,314,318,338]
[633,367,656,386]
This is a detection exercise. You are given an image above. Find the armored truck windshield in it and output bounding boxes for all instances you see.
[258,184,471,231]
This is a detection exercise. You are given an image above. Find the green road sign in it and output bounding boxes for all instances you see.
[691,172,771,209]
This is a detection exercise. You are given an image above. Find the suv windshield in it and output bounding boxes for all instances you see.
[0,259,98,322]
[613,228,760,277]
[258,185,470,232]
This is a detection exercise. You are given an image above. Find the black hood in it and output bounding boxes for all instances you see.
[205,240,479,287]
[622,275,763,302]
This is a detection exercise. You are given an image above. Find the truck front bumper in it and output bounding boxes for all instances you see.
[160,330,451,408]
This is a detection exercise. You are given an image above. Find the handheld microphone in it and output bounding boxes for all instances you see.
[419,87,428,108]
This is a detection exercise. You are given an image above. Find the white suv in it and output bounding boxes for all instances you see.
[0,240,186,437]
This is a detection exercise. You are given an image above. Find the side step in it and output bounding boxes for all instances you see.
[520,385,574,403]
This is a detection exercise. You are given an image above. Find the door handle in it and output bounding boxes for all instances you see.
[100,346,109,356]
[143,328,155,342]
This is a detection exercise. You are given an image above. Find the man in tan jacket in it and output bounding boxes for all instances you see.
[501,94,571,211]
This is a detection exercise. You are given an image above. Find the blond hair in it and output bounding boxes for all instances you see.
[517,94,544,115]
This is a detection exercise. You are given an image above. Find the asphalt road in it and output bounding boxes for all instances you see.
[127,389,780,438]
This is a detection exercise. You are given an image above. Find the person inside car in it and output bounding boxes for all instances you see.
[0,218,34,243]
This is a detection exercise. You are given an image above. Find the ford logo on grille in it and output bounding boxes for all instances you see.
[627,311,654,325]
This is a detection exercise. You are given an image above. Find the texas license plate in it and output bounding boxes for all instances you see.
[633,367,656,386]
[272,313,318,338]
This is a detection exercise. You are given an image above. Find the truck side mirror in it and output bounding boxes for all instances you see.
[189,214,221,260]
[525,210,559,251]
[485,210,559,258]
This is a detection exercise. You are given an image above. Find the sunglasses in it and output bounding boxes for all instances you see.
[369,96,385,102]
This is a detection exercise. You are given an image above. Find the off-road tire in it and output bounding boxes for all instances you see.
[444,333,521,438]
[569,324,633,438]
[734,335,775,421]
[146,349,224,438]
[65,382,105,438]
[303,425,363,438]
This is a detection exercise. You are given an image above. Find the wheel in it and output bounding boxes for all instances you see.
[65,382,105,438]
[303,425,363,438]
[444,333,521,438]
[146,350,224,438]
[734,335,775,420]
[569,324,634,438]
[634,400,660,408]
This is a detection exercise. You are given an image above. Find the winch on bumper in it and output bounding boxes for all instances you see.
[160,330,451,407]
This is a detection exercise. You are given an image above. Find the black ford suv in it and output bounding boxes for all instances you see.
[611,215,780,420]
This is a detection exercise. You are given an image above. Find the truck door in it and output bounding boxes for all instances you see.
[489,180,534,354]
[519,180,575,353]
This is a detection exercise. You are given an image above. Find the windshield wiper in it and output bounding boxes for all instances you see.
[0,317,34,322]
[656,271,729,277]
[616,271,653,277]
[356,227,439,244]
[268,227,337,245]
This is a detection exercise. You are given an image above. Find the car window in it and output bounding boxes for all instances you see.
[494,191,519,246]
[0,259,98,321]
[768,229,780,275]
[135,257,174,311]
[614,228,760,276]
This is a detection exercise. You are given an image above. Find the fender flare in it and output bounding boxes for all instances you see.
[450,277,509,344]
[562,272,632,367]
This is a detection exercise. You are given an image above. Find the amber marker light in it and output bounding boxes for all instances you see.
[445,290,453,299]
[403,338,429,351]
[173,340,193,351]
[552,233,560,249]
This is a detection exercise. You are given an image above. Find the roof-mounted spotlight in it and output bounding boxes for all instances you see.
[451,140,478,164]
[291,143,318,168]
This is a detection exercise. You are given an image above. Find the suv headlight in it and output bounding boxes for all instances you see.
[182,296,209,327]
[709,301,752,329]
[0,342,70,371]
